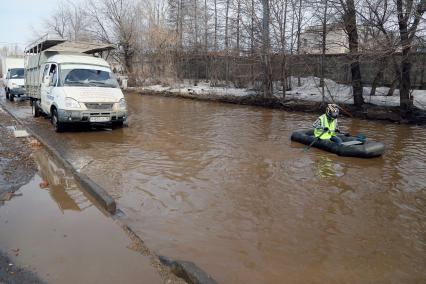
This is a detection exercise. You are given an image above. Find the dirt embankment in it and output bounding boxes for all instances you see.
[0,109,37,200]
[138,90,426,124]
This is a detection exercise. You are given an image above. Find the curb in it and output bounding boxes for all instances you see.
[0,103,116,214]
[159,256,218,284]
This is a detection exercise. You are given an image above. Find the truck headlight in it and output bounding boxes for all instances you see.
[118,98,127,110]
[65,97,81,109]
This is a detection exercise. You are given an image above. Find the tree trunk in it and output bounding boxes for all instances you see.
[281,0,288,99]
[236,0,241,53]
[214,0,218,51]
[250,0,255,86]
[396,0,414,112]
[225,0,230,84]
[320,0,328,105]
[179,0,183,49]
[343,0,364,107]
[204,0,209,80]
[204,0,208,51]
[194,0,198,49]
[370,56,388,97]
[296,0,302,87]
[288,4,296,91]
[261,0,273,98]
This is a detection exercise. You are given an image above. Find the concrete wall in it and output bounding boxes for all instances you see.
[300,29,349,54]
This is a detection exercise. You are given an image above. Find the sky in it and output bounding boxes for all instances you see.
[0,0,58,50]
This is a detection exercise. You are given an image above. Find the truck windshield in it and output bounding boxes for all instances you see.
[9,68,24,79]
[61,66,119,88]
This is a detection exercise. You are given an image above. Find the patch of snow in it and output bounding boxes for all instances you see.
[143,84,172,92]
[142,77,426,110]
[143,81,256,97]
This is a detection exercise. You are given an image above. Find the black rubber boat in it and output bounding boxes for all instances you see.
[291,129,385,158]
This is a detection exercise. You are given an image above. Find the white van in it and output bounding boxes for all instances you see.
[1,57,25,101]
[25,35,127,132]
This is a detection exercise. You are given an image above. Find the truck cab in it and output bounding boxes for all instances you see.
[25,35,127,132]
[1,57,26,101]
[5,67,25,101]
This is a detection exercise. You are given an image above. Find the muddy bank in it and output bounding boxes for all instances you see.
[0,108,36,202]
[138,89,426,124]
[0,252,45,284]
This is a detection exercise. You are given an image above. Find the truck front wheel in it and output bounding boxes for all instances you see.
[5,89,9,100]
[51,108,64,132]
[8,92,14,102]
[112,121,124,128]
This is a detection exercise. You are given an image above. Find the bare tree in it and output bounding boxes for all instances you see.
[271,0,290,98]
[396,0,426,112]
[337,0,365,107]
[44,0,89,40]
[86,0,139,84]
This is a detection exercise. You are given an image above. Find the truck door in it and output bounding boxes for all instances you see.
[40,64,57,114]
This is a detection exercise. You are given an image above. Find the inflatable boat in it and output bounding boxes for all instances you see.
[291,129,385,158]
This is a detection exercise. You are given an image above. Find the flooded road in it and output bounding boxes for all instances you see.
[2,93,425,283]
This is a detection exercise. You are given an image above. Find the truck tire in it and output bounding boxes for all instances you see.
[5,89,9,100]
[33,102,41,117]
[112,121,124,128]
[51,108,64,132]
[8,93,14,102]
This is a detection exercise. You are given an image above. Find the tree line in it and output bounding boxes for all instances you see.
[43,0,426,113]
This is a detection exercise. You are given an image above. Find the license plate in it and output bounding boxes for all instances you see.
[90,116,110,122]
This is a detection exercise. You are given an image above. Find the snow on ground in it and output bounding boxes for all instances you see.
[142,80,256,97]
[141,77,426,110]
[282,76,426,110]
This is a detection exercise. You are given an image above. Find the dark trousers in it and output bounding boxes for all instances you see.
[330,136,343,145]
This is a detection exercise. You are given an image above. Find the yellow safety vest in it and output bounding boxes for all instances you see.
[314,114,337,140]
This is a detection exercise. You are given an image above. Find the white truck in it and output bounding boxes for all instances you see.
[1,56,26,101]
[25,35,127,132]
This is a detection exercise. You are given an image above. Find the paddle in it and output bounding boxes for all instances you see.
[304,129,328,152]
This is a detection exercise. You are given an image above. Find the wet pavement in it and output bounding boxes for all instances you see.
[1,91,425,283]
[0,147,163,283]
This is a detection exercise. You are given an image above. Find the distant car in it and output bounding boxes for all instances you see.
[5,67,26,101]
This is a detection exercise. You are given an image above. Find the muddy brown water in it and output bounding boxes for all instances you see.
[0,147,162,284]
[2,93,425,283]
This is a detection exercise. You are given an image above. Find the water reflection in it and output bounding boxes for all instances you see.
[314,155,342,179]
[33,149,92,212]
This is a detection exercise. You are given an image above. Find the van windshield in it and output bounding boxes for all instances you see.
[9,68,24,79]
[60,65,119,88]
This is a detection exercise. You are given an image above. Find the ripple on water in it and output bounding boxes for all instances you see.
[45,94,426,283]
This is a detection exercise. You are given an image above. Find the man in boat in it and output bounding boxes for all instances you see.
[313,104,343,145]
